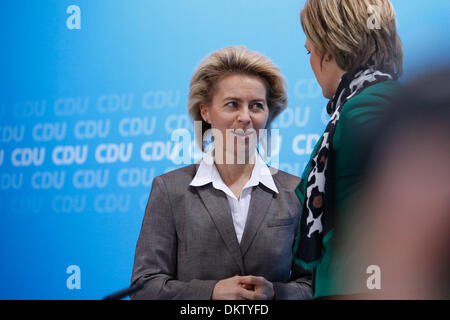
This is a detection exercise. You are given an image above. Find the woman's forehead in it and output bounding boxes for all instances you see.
[213,74,267,98]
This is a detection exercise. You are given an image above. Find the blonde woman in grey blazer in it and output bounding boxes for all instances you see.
[131,46,312,300]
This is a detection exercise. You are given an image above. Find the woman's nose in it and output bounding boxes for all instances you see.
[237,107,251,124]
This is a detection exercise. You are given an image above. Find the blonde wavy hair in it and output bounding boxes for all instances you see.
[300,0,403,77]
[188,46,287,151]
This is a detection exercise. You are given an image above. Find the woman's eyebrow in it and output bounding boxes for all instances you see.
[222,97,266,103]
[222,96,242,102]
[249,98,266,103]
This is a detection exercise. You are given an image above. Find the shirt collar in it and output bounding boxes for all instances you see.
[190,149,279,194]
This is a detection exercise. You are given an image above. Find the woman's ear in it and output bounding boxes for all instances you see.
[199,104,210,124]
[324,52,333,63]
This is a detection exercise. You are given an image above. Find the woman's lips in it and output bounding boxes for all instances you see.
[231,129,256,137]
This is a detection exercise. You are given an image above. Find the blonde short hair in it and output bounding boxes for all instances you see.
[188,46,287,151]
[300,0,403,77]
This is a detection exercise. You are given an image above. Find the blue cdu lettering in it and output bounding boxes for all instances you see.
[31,171,66,190]
[11,147,46,167]
[164,114,190,133]
[54,97,89,116]
[140,141,174,161]
[72,169,109,189]
[94,194,131,213]
[292,134,320,155]
[142,90,180,110]
[275,106,311,128]
[95,143,133,163]
[13,100,46,118]
[32,122,67,142]
[97,93,133,113]
[0,173,23,190]
[52,195,87,213]
[74,120,110,139]
[117,167,155,187]
[118,117,156,137]
[0,126,25,143]
[52,145,88,165]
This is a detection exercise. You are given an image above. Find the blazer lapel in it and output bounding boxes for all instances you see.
[196,185,245,274]
[239,184,274,257]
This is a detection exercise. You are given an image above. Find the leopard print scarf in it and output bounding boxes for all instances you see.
[294,67,393,267]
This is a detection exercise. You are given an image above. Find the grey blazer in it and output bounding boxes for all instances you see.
[130,164,312,300]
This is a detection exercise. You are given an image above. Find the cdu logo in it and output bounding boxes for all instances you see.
[13,100,46,118]
[94,194,131,213]
[0,173,23,190]
[0,125,25,143]
[52,145,88,166]
[74,120,110,140]
[95,143,133,164]
[72,169,109,189]
[31,171,66,190]
[275,106,311,128]
[118,117,156,137]
[52,195,87,213]
[54,97,89,116]
[32,122,67,142]
[11,147,46,167]
[292,134,320,155]
[117,167,155,187]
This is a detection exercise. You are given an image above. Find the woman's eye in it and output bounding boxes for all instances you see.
[251,103,265,110]
[226,101,237,107]
[306,50,311,55]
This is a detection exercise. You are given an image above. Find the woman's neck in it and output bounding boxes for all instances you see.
[213,149,257,198]
[215,161,255,186]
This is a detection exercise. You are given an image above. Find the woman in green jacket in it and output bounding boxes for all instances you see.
[292,0,403,298]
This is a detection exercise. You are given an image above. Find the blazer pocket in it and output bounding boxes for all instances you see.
[267,217,295,227]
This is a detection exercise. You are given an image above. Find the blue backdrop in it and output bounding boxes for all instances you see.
[1,0,449,299]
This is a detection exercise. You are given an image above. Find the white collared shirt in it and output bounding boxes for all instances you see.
[190,149,278,243]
